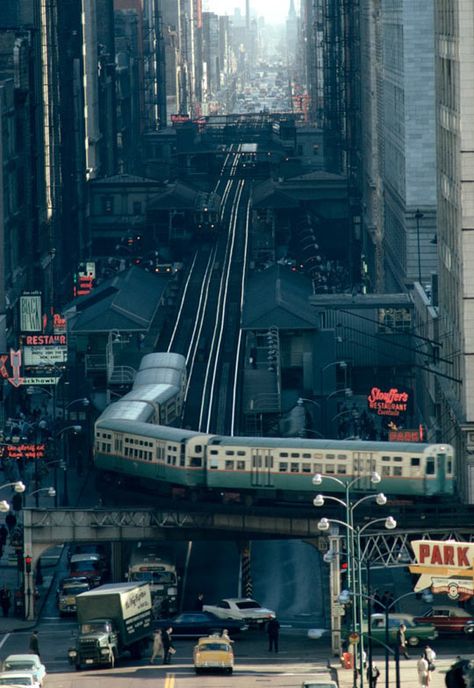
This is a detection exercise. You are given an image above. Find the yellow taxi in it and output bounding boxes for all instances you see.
[193,634,234,674]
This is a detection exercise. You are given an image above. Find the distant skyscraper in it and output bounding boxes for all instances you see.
[286,0,298,72]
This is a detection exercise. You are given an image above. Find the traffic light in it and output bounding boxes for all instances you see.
[341,561,349,576]
[25,554,32,573]
[12,493,22,511]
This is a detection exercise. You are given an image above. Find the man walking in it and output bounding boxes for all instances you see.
[0,586,11,617]
[367,662,380,688]
[397,623,410,659]
[161,627,174,665]
[150,630,163,664]
[29,630,40,659]
[417,653,429,687]
[267,617,280,653]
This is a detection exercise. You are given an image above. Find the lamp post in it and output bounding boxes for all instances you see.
[313,470,393,688]
[53,425,82,507]
[297,397,321,436]
[414,209,424,284]
[27,486,56,505]
[0,481,26,511]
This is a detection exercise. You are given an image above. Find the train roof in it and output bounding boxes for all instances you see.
[240,143,258,153]
[95,418,205,442]
[138,352,186,372]
[207,436,453,453]
[134,368,185,388]
[98,400,156,423]
[122,384,180,404]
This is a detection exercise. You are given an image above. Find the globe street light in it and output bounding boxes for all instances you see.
[0,481,26,494]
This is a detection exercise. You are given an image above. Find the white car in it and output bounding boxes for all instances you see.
[2,656,46,687]
[0,671,41,688]
[203,598,276,627]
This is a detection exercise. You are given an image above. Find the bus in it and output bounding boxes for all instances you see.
[127,543,179,615]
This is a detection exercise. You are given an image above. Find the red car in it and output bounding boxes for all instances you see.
[415,606,474,634]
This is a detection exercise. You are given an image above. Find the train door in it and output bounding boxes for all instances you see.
[437,451,447,493]
[353,452,376,489]
[250,449,274,487]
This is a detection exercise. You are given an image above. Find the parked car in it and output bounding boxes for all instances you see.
[0,671,40,688]
[302,680,337,688]
[193,634,234,674]
[68,543,108,564]
[154,611,247,637]
[1,656,46,687]
[414,606,474,634]
[368,613,438,646]
[203,598,276,628]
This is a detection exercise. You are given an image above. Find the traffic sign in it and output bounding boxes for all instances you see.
[23,377,60,385]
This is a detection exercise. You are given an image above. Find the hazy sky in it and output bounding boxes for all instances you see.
[203,0,299,25]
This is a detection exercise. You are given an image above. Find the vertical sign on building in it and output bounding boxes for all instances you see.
[20,294,42,332]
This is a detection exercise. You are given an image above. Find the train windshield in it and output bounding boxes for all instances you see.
[131,570,176,584]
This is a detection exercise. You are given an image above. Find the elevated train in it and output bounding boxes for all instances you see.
[94,355,454,504]
[194,191,221,236]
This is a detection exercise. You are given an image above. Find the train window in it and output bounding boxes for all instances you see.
[237,451,246,456]
[326,454,335,460]
[338,465,347,474]
[447,460,453,473]
[393,466,402,476]
[382,466,390,476]
[210,449,218,455]
[279,462,288,472]
[291,453,300,458]
[195,445,202,453]
[302,463,311,473]
[337,454,347,460]
[225,460,235,470]
[225,450,235,456]
[290,463,299,473]
[303,453,311,459]
[426,458,435,475]
[382,456,390,461]
[190,457,202,467]
[237,461,245,470]
[325,465,335,474]
[265,456,273,468]
[280,452,289,458]
[411,458,420,466]
[394,456,402,462]
[313,453,323,460]
[252,456,262,468]
[313,463,322,472]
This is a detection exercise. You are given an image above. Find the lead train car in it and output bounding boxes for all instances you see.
[94,418,454,502]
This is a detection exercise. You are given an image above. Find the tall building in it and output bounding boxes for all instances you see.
[434,0,474,500]
[286,0,298,75]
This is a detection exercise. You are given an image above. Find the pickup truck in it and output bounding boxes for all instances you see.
[68,582,152,670]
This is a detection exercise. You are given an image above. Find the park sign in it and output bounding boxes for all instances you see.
[409,540,474,600]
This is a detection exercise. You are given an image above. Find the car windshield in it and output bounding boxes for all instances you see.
[236,601,261,610]
[199,643,229,651]
[0,679,32,686]
[61,585,89,595]
[4,663,36,671]
[81,622,109,633]
[131,571,176,584]
[71,561,99,573]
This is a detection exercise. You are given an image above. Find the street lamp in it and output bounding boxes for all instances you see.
[28,486,56,502]
[53,425,82,506]
[317,514,397,688]
[0,481,26,494]
[313,470,390,688]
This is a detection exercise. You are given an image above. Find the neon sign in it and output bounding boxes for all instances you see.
[367,387,409,417]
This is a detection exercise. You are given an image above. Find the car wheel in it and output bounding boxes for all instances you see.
[408,637,419,647]
[227,668,233,674]
[195,668,202,675]
[464,625,474,635]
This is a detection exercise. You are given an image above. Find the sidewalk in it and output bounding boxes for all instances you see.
[335,657,469,687]
[0,463,96,633]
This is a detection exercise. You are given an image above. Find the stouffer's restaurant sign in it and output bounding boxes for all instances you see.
[409,540,474,600]
[367,387,409,417]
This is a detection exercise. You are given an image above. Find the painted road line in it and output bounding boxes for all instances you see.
[164,673,175,688]
[0,634,10,649]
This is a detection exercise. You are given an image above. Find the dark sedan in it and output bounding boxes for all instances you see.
[153,611,248,638]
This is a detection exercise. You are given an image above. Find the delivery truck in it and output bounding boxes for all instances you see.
[68,582,152,670]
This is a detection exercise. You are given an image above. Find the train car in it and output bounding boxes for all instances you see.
[194,191,221,236]
[203,436,454,504]
[239,143,258,172]
[94,419,211,493]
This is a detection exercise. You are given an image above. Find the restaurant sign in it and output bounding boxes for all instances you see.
[409,540,474,600]
[367,387,409,417]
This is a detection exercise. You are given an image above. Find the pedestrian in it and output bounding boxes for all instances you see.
[267,616,280,653]
[161,627,175,665]
[5,511,16,533]
[417,653,429,687]
[424,644,436,670]
[367,662,381,688]
[0,524,7,546]
[397,623,410,659]
[194,592,204,611]
[29,630,40,658]
[220,628,233,644]
[0,585,11,617]
[150,630,164,664]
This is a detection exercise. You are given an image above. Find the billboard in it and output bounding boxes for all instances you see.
[409,540,474,600]
[367,387,410,417]
[20,293,42,332]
